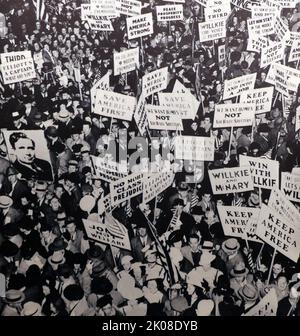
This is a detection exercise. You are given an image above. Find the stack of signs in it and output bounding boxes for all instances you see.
[158,92,197,119]
[256,203,300,262]
[115,0,141,17]
[142,67,168,97]
[213,103,255,128]
[243,288,278,316]
[143,171,174,203]
[110,172,144,206]
[217,205,261,242]
[240,87,274,114]
[198,19,226,42]
[156,5,183,22]
[223,73,257,100]
[94,90,136,121]
[281,172,300,203]
[209,167,254,194]
[113,47,139,75]
[91,156,128,182]
[83,215,131,251]
[126,13,153,39]
[239,155,279,190]
[0,51,36,84]
[145,105,183,130]
[175,136,215,162]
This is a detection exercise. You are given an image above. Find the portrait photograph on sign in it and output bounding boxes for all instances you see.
[1,0,300,328]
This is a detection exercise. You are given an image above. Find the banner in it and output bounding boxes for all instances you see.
[239,155,279,190]
[240,87,274,114]
[156,5,183,22]
[126,13,153,40]
[175,136,215,161]
[143,170,175,203]
[247,16,275,38]
[209,167,254,194]
[113,47,139,75]
[133,94,147,136]
[91,156,128,182]
[146,105,183,130]
[198,19,226,42]
[0,51,36,84]
[217,205,261,242]
[289,39,300,62]
[281,172,300,203]
[256,204,300,262]
[110,172,144,206]
[158,92,197,119]
[243,288,278,316]
[268,188,300,225]
[213,103,255,128]
[115,0,141,17]
[223,73,257,100]
[94,90,136,121]
[83,217,131,250]
[142,67,168,97]
[260,42,284,68]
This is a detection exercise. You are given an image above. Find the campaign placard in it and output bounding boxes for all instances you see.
[115,0,141,17]
[143,171,175,203]
[113,47,139,75]
[146,105,183,131]
[281,172,300,203]
[156,5,183,22]
[243,288,278,316]
[205,4,231,21]
[142,67,168,97]
[240,87,274,114]
[91,156,128,182]
[175,136,215,162]
[261,42,284,68]
[126,13,153,40]
[289,39,300,62]
[223,73,257,100]
[198,19,226,42]
[247,16,275,38]
[134,94,147,136]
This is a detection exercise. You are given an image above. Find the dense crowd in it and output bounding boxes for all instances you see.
[0,0,300,317]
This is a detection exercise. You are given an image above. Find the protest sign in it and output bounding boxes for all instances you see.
[91,72,111,112]
[175,136,215,161]
[289,39,300,62]
[256,204,300,262]
[217,205,261,242]
[156,5,183,22]
[273,63,289,97]
[251,6,278,19]
[281,172,300,203]
[274,16,290,41]
[240,87,274,114]
[158,92,197,119]
[218,44,226,68]
[81,4,101,20]
[198,19,226,42]
[285,31,300,47]
[83,217,131,250]
[113,47,139,75]
[172,80,200,118]
[0,51,35,84]
[115,0,141,17]
[268,188,300,225]
[90,0,117,18]
[204,5,231,22]
[94,90,136,121]
[126,13,153,40]
[87,17,114,31]
[243,288,278,316]
[247,36,269,53]
[209,167,254,194]
[239,155,279,190]
[260,42,284,68]
[110,172,144,206]
[230,0,260,11]
[247,16,275,38]
[98,193,114,214]
[146,105,183,131]
[142,67,168,97]
[134,94,147,136]
[143,171,175,203]
[91,156,128,182]
[223,73,257,100]
[213,103,255,128]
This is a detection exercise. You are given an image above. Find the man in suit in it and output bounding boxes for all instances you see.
[181,234,202,273]
[9,131,53,181]
[0,195,23,226]
[130,222,153,263]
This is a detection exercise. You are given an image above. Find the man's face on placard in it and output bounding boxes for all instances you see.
[14,138,35,164]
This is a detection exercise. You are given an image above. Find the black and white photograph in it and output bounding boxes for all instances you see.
[0,0,300,327]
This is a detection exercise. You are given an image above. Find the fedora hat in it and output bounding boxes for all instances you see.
[48,251,66,265]
[117,275,143,300]
[86,245,104,259]
[0,240,19,258]
[202,241,214,251]
[97,295,113,309]
[238,284,258,302]
[0,195,13,209]
[48,237,67,252]
[121,255,133,265]
[91,277,113,295]
[4,289,25,304]
[21,302,42,316]
[199,251,216,266]
[170,296,189,313]
[186,269,202,288]
[63,284,84,301]
[196,299,214,316]
[230,262,249,278]
[222,238,240,254]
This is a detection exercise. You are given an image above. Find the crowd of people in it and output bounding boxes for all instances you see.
[0,0,300,317]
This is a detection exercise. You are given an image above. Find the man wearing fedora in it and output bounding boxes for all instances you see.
[0,195,23,226]
[230,262,254,300]
[218,238,246,274]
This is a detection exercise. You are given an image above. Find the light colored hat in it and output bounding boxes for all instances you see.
[4,289,25,304]
[21,302,42,316]
[202,241,214,251]
[81,145,90,153]
[222,238,240,254]
[48,251,65,265]
[199,252,216,266]
[121,255,133,265]
[58,110,70,119]
[238,284,259,302]
[186,269,202,288]
[117,274,143,300]
[79,195,96,213]
[0,195,13,209]
[35,181,47,192]
[230,262,249,278]
[196,299,214,316]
